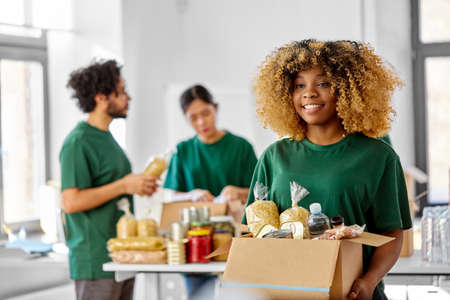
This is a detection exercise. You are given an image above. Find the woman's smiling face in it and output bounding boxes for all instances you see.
[292,66,338,127]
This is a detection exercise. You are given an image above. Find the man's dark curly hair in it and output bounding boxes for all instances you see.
[67,59,122,113]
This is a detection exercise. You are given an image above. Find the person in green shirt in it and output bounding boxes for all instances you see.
[163,84,258,299]
[244,40,412,300]
[60,60,159,300]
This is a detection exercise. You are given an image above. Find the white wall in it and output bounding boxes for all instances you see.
[47,0,123,180]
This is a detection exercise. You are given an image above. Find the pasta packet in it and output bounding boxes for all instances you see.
[137,208,158,237]
[116,198,137,238]
[144,155,168,177]
[110,250,167,264]
[107,236,165,251]
[245,182,279,238]
[316,224,366,240]
[279,181,311,238]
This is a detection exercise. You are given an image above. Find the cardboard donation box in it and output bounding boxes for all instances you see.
[214,232,394,300]
[159,201,227,230]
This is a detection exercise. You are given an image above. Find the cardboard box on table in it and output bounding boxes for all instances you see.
[159,201,227,230]
[208,232,394,300]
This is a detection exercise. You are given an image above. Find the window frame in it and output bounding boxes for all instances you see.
[411,0,450,212]
[0,31,50,234]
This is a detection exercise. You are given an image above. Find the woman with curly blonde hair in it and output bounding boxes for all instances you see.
[243,40,412,300]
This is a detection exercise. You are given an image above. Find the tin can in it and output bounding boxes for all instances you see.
[197,207,210,222]
[189,207,199,222]
[180,207,191,224]
[171,221,186,241]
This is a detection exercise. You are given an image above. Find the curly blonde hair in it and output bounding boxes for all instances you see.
[254,39,403,140]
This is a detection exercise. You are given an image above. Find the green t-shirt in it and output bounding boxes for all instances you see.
[243,133,411,300]
[60,122,133,280]
[163,131,258,196]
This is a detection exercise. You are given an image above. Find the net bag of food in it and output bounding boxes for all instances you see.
[110,250,167,264]
[116,198,137,238]
[280,181,311,239]
[138,209,158,237]
[107,236,165,252]
[245,182,279,238]
[144,155,168,177]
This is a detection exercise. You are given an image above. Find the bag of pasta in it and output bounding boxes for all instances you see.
[107,236,165,252]
[143,155,168,177]
[116,198,137,238]
[138,209,158,237]
[110,250,167,264]
[245,182,279,238]
[280,181,311,239]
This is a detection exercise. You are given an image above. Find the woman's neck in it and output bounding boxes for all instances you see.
[305,121,346,146]
[199,129,226,144]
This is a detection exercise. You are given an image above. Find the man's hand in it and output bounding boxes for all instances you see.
[190,189,215,202]
[348,278,376,300]
[122,174,159,196]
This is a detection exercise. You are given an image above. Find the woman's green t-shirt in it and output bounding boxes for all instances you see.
[164,131,258,196]
[243,133,412,300]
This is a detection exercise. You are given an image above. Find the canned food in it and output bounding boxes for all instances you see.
[197,207,210,222]
[171,222,186,241]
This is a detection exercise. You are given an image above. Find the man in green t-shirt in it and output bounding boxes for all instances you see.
[60,60,159,300]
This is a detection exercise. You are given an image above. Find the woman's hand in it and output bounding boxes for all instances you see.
[190,189,215,202]
[221,186,241,201]
[348,278,376,300]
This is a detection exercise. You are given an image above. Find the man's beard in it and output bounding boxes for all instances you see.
[107,102,127,119]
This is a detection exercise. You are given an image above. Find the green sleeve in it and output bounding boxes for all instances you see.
[163,151,187,192]
[60,140,93,190]
[241,142,258,187]
[241,150,271,224]
[367,156,412,233]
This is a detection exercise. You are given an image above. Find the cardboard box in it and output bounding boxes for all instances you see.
[210,232,394,300]
[159,201,227,230]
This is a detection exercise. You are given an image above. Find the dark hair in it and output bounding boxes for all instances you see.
[66,59,122,113]
[180,84,216,114]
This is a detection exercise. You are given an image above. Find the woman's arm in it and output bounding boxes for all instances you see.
[348,228,404,300]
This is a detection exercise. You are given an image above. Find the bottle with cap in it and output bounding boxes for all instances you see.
[307,203,330,238]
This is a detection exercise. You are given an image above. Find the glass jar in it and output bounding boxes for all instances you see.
[187,229,212,263]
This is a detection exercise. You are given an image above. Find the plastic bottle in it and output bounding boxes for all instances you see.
[307,203,330,238]
[431,206,445,263]
[421,207,433,262]
[439,207,450,264]
[18,226,27,240]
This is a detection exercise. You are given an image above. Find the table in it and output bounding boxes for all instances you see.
[104,251,450,300]
[103,262,226,299]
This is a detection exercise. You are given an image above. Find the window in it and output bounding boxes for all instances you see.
[0,33,49,232]
[412,0,450,209]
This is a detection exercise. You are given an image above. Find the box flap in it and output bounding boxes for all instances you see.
[346,232,395,247]
[222,238,341,292]
[206,233,252,259]
[159,201,227,230]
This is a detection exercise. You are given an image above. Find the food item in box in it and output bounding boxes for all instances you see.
[137,209,158,237]
[261,228,293,239]
[116,198,137,238]
[317,224,366,240]
[143,156,168,176]
[255,224,278,238]
[307,203,330,238]
[331,216,344,228]
[279,181,310,238]
[110,250,167,264]
[246,182,280,237]
[107,236,165,252]
[281,221,304,239]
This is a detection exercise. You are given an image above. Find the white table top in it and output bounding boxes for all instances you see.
[389,251,450,275]
[103,251,450,276]
[103,261,226,273]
